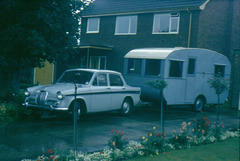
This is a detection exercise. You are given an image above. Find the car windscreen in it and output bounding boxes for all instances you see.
[57,71,93,85]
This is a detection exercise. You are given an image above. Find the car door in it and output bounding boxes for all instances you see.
[109,74,126,110]
[90,73,111,112]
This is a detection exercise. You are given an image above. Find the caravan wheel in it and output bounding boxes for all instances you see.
[194,97,205,111]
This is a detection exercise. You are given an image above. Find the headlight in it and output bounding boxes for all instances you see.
[24,89,30,96]
[57,91,64,100]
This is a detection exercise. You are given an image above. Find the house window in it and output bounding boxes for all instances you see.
[87,17,100,33]
[90,56,106,69]
[153,13,179,34]
[169,60,183,77]
[187,58,196,74]
[214,65,225,77]
[110,74,123,86]
[115,15,137,34]
[145,59,161,76]
[127,59,142,74]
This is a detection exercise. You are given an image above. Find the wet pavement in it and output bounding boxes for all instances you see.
[0,105,239,161]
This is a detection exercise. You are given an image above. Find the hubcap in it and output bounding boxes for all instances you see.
[123,102,130,114]
[195,99,203,111]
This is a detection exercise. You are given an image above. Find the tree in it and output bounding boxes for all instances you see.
[146,80,168,133]
[0,0,93,98]
[208,74,229,123]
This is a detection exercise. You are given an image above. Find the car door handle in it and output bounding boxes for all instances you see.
[106,87,111,90]
[122,87,126,90]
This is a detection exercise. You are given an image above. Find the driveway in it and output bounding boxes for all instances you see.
[0,104,239,161]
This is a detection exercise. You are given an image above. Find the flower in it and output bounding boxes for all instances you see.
[188,122,192,126]
[110,129,115,133]
[142,137,145,140]
[48,149,53,154]
[156,153,159,155]
[150,133,152,136]
[153,126,156,130]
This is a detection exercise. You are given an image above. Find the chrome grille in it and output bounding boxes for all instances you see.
[36,91,48,105]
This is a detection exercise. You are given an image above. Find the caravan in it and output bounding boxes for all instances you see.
[123,48,231,111]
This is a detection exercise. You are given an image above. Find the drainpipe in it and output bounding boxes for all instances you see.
[187,8,192,48]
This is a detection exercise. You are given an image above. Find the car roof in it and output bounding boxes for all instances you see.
[65,68,122,75]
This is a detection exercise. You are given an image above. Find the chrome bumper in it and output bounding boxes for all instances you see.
[23,103,68,111]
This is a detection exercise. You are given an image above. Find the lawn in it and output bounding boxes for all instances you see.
[128,137,240,161]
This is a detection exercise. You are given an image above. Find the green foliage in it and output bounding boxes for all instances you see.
[145,80,168,92]
[208,75,229,95]
[169,122,192,149]
[141,127,166,155]
[108,129,129,150]
[192,116,211,137]
[0,0,94,96]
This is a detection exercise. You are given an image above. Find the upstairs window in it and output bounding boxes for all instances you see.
[87,17,100,33]
[169,60,183,77]
[188,58,196,74]
[145,59,161,76]
[115,15,137,34]
[153,13,179,34]
[214,65,225,77]
[127,59,142,74]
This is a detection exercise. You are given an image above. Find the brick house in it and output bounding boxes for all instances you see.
[59,0,239,108]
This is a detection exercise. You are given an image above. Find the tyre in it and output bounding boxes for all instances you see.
[120,98,132,115]
[194,97,205,111]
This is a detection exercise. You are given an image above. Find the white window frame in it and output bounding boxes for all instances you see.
[152,13,180,34]
[87,17,100,33]
[90,56,106,69]
[115,15,138,35]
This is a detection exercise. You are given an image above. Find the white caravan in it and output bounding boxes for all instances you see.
[123,48,231,111]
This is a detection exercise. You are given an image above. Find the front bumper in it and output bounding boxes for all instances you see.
[23,102,68,112]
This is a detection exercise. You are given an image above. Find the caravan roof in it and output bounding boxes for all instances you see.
[124,47,186,59]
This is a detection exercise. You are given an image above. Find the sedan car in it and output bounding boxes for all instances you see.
[23,69,141,119]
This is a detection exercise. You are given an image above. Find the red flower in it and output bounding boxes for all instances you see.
[162,152,167,155]
[100,152,103,154]
[121,131,124,136]
[49,156,55,160]
[110,129,115,133]
[48,149,53,154]
[194,119,197,122]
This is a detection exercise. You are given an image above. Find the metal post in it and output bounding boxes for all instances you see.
[73,83,78,152]
[160,90,164,133]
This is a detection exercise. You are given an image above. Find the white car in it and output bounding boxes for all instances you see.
[23,69,141,118]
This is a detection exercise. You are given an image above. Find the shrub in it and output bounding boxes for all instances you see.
[192,116,211,137]
[108,129,128,150]
[141,127,166,155]
[168,122,192,149]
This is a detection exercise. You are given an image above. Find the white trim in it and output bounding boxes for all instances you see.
[33,68,36,84]
[87,17,100,33]
[200,0,210,10]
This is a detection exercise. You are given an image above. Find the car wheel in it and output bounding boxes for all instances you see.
[120,98,132,115]
[194,97,204,111]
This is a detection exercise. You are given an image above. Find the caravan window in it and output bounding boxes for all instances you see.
[145,59,161,76]
[214,65,225,77]
[169,60,183,77]
[188,58,196,74]
[127,59,142,74]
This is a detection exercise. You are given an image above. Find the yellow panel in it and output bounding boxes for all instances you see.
[34,61,54,85]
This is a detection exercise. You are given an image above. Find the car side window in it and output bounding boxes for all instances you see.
[110,74,123,86]
[92,74,108,86]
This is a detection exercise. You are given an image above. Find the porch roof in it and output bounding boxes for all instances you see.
[73,45,113,50]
